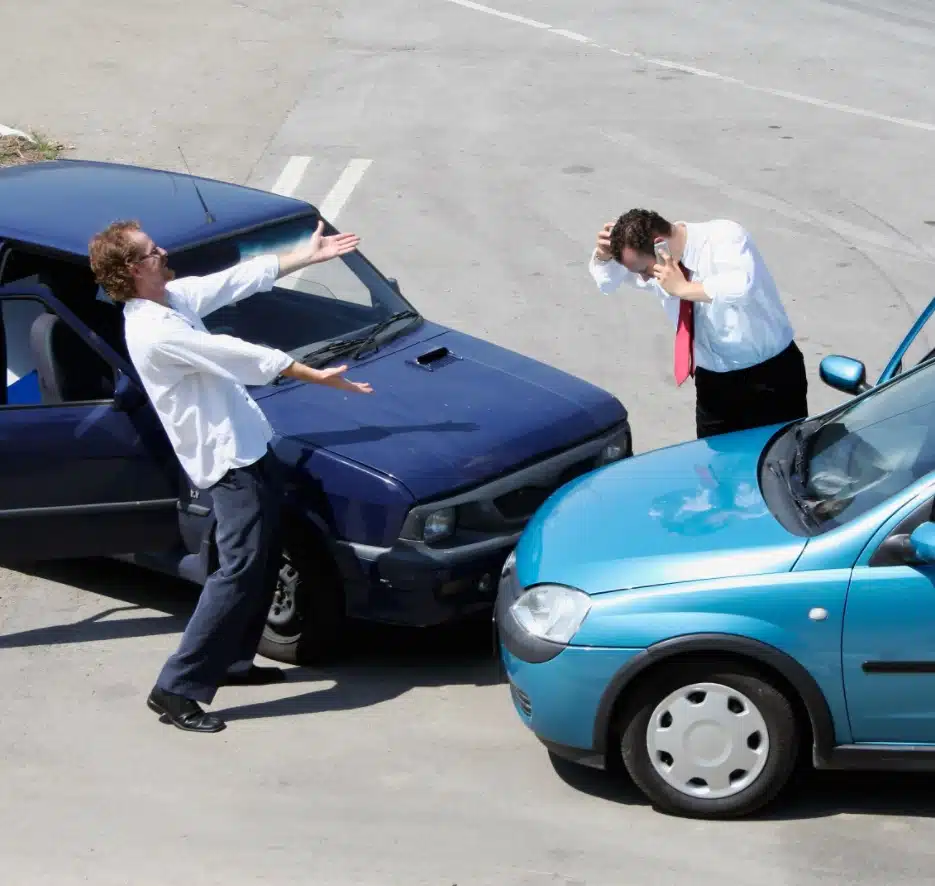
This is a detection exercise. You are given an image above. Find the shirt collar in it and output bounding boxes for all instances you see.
[678,222,702,274]
[124,292,179,317]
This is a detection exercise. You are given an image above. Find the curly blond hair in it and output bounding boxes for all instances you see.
[88,220,145,303]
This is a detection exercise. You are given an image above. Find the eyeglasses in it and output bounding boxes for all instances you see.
[131,246,163,264]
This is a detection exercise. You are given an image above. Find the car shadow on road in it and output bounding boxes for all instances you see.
[1,557,504,714]
[549,753,935,820]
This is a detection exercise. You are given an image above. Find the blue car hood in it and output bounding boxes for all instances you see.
[261,326,627,501]
[514,425,807,595]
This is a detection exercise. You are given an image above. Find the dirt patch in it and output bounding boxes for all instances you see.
[0,131,70,168]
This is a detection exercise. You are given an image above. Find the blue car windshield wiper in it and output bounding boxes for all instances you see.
[767,458,817,529]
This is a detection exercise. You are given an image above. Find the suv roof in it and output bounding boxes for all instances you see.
[0,159,316,260]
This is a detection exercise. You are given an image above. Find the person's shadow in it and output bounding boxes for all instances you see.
[1,556,503,720]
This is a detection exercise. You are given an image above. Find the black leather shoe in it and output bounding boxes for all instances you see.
[222,665,287,686]
[147,687,226,733]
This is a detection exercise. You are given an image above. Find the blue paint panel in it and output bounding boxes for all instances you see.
[501,645,642,750]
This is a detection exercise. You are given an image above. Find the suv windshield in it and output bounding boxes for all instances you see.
[168,215,416,359]
[792,359,935,529]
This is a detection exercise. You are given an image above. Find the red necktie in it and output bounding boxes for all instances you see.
[673,261,694,386]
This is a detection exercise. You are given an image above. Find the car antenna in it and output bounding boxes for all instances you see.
[177,145,216,223]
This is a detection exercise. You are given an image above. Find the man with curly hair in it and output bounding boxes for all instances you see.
[89,218,372,734]
[590,208,808,439]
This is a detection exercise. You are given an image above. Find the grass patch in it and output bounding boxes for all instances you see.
[0,130,70,168]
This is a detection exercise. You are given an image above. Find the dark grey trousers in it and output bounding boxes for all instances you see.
[156,450,282,704]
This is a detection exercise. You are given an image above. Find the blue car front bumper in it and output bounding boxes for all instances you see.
[495,574,643,767]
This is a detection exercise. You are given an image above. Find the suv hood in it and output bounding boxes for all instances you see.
[261,325,627,500]
[514,424,807,594]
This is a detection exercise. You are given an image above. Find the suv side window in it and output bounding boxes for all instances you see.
[1,294,121,408]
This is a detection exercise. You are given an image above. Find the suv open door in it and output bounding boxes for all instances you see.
[0,281,181,561]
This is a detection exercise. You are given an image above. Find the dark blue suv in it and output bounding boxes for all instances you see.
[0,159,631,663]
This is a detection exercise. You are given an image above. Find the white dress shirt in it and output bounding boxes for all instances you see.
[589,219,795,373]
[123,255,294,489]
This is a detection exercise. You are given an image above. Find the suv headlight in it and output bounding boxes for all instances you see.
[509,584,591,644]
[423,507,456,542]
[596,426,632,467]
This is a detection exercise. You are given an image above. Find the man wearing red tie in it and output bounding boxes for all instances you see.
[589,208,808,439]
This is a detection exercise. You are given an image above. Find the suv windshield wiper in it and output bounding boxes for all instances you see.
[350,310,421,359]
[297,335,370,368]
[292,310,422,371]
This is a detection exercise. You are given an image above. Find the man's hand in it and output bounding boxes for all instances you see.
[281,360,373,393]
[594,221,615,262]
[277,220,361,278]
[653,254,711,302]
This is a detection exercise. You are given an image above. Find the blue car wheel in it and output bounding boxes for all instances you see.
[618,659,800,819]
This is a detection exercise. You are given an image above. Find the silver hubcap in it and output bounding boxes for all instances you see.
[646,682,770,800]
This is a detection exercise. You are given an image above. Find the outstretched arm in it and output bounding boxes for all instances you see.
[276,220,360,277]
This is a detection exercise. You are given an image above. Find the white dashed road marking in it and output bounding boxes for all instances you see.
[439,0,935,133]
[318,159,374,223]
[268,156,373,288]
[270,155,312,196]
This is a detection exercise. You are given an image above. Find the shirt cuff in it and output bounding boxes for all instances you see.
[258,348,295,383]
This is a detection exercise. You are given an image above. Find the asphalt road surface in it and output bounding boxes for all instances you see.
[4,1,935,884]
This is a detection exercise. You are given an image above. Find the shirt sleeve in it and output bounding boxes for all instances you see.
[150,318,294,387]
[168,254,281,318]
[588,249,647,294]
[701,227,757,303]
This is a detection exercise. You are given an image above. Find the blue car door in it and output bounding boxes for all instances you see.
[0,282,181,561]
[877,296,935,386]
[842,484,935,743]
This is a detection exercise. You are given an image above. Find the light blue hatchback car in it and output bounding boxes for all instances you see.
[496,299,935,819]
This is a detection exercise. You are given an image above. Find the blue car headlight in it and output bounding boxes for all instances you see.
[509,584,592,644]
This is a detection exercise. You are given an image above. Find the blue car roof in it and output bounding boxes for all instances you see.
[0,159,316,259]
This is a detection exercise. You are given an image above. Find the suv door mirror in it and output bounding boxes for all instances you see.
[386,278,401,295]
[909,522,935,564]
[819,355,869,395]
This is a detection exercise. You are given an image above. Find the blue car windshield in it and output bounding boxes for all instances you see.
[802,360,935,529]
[168,216,413,357]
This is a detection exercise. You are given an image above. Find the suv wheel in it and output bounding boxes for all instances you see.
[619,660,800,819]
[257,540,346,666]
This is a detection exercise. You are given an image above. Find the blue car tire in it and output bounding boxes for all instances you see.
[619,660,800,819]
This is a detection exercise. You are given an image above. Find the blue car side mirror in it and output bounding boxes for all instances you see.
[909,523,935,564]
[819,355,870,395]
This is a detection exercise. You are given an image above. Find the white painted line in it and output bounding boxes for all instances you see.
[439,0,935,133]
[270,155,311,196]
[0,124,34,141]
[550,28,592,43]
[442,0,551,29]
[319,158,373,222]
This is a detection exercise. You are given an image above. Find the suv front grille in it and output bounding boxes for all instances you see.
[492,456,596,520]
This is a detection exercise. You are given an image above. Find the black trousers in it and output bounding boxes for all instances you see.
[694,341,809,439]
[156,451,283,704]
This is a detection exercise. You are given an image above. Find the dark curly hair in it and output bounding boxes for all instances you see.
[88,219,145,303]
[609,209,673,262]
